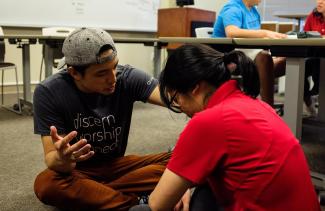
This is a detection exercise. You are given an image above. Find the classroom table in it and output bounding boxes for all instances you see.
[158,37,325,139]
[159,37,234,52]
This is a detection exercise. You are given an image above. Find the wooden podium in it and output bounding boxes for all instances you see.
[158,7,216,49]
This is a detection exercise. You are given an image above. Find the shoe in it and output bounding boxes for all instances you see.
[138,195,149,205]
[168,145,175,153]
[273,102,284,116]
[312,95,319,108]
[305,95,318,117]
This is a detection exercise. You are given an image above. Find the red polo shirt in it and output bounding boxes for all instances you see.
[167,80,320,211]
[304,11,325,35]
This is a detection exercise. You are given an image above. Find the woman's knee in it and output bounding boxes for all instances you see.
[255,50,272,65]
[254,50,273,65]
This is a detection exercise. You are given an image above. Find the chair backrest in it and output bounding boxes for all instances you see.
[278,22,297,33]
[195,27,213,38]
[42,27,75,37]
[0,26,5,63]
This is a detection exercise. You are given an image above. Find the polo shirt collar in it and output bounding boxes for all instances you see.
[205,80,239,109]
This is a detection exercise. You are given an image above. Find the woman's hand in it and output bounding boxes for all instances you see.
[174,189,191,211]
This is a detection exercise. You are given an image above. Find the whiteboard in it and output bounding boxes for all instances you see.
[0,0,160,32]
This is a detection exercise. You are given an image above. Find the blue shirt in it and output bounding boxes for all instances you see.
[213,0,261,37]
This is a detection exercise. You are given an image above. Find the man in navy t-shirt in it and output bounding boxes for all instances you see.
[33,28,170,210]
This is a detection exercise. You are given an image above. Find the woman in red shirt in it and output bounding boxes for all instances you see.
[304,0,325,35]
[303,0,325,115]
[147,44,320,211]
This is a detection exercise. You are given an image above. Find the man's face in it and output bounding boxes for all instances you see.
[72,49,118,95]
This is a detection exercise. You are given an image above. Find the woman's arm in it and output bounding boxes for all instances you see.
[149,169,193,211]
[225,25,287,39]
[147,86,165,106]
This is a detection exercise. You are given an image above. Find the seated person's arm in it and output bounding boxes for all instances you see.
[147,86,165,107]
[225,25,286,39]
[149,169,192,211]
[41,126,94,173]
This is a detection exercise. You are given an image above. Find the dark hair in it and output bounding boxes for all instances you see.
[71,44,114,76]
[159,44,260,112]
[313,8,325,20]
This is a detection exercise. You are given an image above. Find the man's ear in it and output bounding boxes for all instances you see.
[67,66,82,81]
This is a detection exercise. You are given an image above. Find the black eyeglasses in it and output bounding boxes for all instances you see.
[169,92,182,113]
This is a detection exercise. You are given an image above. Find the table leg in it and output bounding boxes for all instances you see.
[43,44,54,78]
[296,18,302,32]
[283,58,305,139]
[318,58,325,121]
[20,44,33,104]
[153,43,161,78]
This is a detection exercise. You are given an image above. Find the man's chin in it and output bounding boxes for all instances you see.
[101,88,115,95]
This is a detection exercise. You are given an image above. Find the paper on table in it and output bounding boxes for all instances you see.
[287,35,298,39]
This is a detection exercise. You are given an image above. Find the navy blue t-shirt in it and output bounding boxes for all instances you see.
[33,65,157,162]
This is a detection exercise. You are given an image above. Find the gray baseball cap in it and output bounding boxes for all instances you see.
[62,28,117,66]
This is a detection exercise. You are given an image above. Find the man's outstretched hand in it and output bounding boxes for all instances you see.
[50,126,94,164]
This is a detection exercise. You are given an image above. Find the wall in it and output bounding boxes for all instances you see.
[258,0,314,22]
[2,0,221,91]
[0,0,160,32]
[193,0,225,14]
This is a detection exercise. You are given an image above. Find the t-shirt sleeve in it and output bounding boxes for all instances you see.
[222,6,243,28]
[33,84,66,136]
[167,112,228,184]
[120,65,158,102]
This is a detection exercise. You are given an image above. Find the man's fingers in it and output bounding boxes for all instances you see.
[54,131,78,151]
[67,139,88,153]
[75,151,95,162]
[50,126,60,140]
[59,131,77,146]
[69,142,92,158]
[50,126,77,147]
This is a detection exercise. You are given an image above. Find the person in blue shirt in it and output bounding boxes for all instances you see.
[213,0,286,106]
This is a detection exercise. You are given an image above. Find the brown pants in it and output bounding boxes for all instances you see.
[34,152,170,211]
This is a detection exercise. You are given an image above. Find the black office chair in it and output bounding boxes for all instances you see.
[0,39,22,114]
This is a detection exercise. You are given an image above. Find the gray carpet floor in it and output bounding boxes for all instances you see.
[0,101,187,210]
[0,97,324,210]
